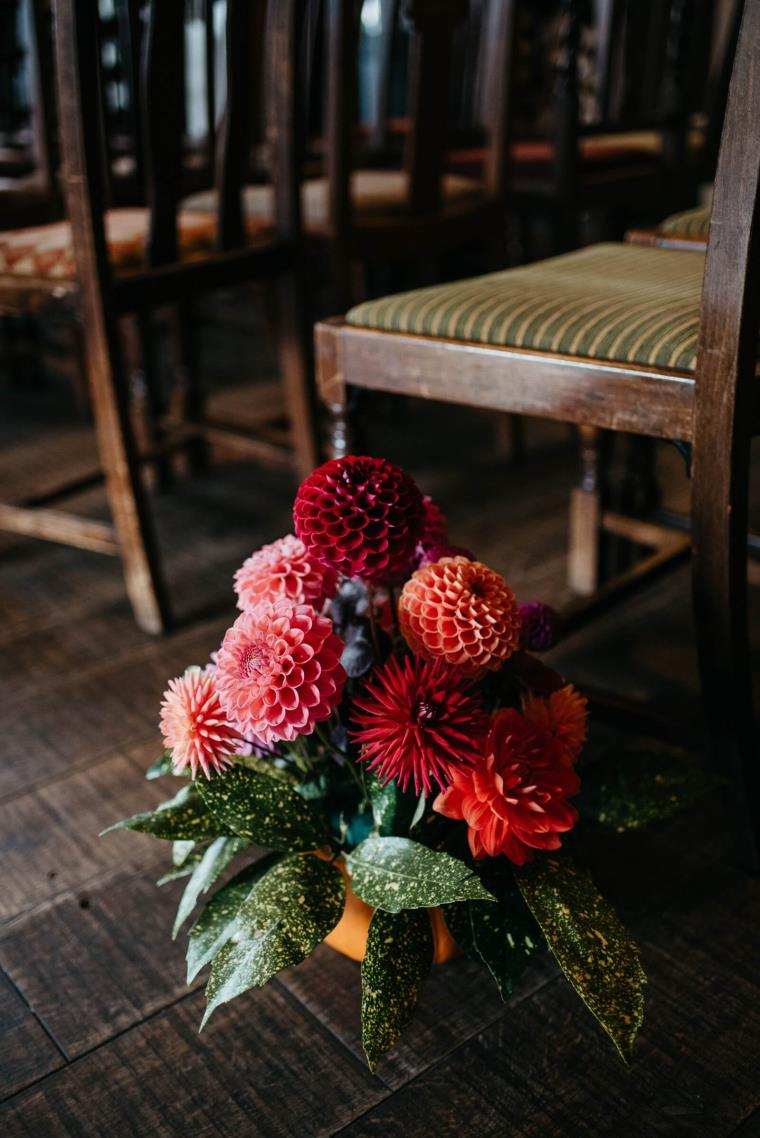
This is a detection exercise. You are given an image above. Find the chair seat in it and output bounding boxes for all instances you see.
[183,169,483,230]
[346,243,706,373]
[0,207,268,281]
[659,204,711,241]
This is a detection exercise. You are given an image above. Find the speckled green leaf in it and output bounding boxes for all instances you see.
[580,746,719,832]
[517,855,646,1061]
[361,908,433,1069]
[368,776,420,836]
[101,783,219,841]
[156,841,204,886]
[172,835,248,938]
[145,752,175,780]
[233,753,299,783]
[201,854,344,1027]
[197,765,330,852]
[185,854,280,982]
[445,888,542,1001]
[347,836,494,913]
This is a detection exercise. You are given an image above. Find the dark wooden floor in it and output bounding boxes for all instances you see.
[1,307,759,1137]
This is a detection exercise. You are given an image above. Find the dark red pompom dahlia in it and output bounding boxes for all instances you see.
[351,655,489,795]
[293,455,424,583]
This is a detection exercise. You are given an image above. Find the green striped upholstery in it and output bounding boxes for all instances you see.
[347,244,705,373]
[659,205,711,240]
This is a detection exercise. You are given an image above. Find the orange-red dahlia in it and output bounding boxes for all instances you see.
[433,707,580,864]
[293,455,424,583]
[351,656,489,795]
[214,600,346,745]
[398,557,521,676]
[160,666,244,779]
[233,534,336,613]
[522,685,588,766]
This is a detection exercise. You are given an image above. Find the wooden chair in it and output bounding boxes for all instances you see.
[447,0,714,255]
[0,0,318,634]
[314,0,760,868]
[186,0,515,314]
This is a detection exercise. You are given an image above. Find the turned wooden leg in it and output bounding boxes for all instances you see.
[692,429,759,870]
[168,301,208,475]
[315,320,353,460]
[275,270,321,479]
[568,425,608,595]
[121,312,170,489]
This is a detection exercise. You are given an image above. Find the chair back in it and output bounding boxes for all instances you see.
[695,0,760,432]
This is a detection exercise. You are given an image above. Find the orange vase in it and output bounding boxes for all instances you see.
[322,854,460,964]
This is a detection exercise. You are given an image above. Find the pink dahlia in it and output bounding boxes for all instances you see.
[352,656,489,795]
[293,455,424,583]
[433,707,580,864]
[233,534,336,612]
[214,599,346,744]
[159,666,244,779]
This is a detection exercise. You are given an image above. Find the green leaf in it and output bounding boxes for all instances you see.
[368,776,421,836]
[201,854,344,1027]
[145,752,175,780]
[173,835,248,938]
[173,840,198,867]
[517,855,646,1062]
[101,784,219,841]
[361,908,433,1070]
[580,745,719,832]
[346,836,494,913]
[185,854,280,983]
[445,888,542,1001]
[156,841,205,886]
[233,754,299,783]
[197,766,330,852]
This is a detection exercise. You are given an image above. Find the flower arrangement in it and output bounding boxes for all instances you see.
[106,456,645,1067]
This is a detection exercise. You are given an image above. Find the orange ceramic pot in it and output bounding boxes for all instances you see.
[322,854,460,964]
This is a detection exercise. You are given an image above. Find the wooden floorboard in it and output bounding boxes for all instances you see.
[1,334,758,1132]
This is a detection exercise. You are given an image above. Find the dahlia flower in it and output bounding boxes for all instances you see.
[518,601,561,652]
[398,556,521,676]
[293,455,424,583]
[522,685,588,766]
[433,707,580,864]
[352,656,489,795]
[214,599,346,744]
[159,666,244,779]
[233,534,336,612]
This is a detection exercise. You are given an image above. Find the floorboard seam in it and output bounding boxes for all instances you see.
[0,965,69,1088]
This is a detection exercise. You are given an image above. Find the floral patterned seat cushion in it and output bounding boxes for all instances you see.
[0,207,268,280]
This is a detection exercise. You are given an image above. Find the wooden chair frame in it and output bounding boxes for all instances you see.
[0,0,318,635]
[314,0,760,868]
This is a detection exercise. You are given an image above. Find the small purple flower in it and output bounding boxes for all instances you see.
[518,601,561,652]
[416,541,475,569]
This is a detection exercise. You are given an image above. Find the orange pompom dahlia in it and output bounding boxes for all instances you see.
[160,666,244,779]
[398,557,521,676]
[215,600,346,744]
[522,685,588,766]
[233,534,336,613]
[351,656,489,795]
[433,707,580,864]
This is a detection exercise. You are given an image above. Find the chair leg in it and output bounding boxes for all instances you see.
[168,301,208,475]
[568,425,608,595]
[692,431,759,870]
[315,320,353,461]
[87,316,172,635]
[275,270,321,480]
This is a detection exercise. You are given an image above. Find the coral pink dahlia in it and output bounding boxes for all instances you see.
[352,656,489,795]
[433,708,580,865]
[233,534,336,612]
[399,556,521,676]
[293,455,424,583]
[159,666,244,779]
[214,599,346,745]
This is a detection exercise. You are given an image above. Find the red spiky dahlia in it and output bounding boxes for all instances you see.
[398,556,521,676]
[159,666,244,779]
[433,707,580,864]
[293,455,424,583]
[214,600,346,744]
[233,534,336,612]
[352,656,489,795]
